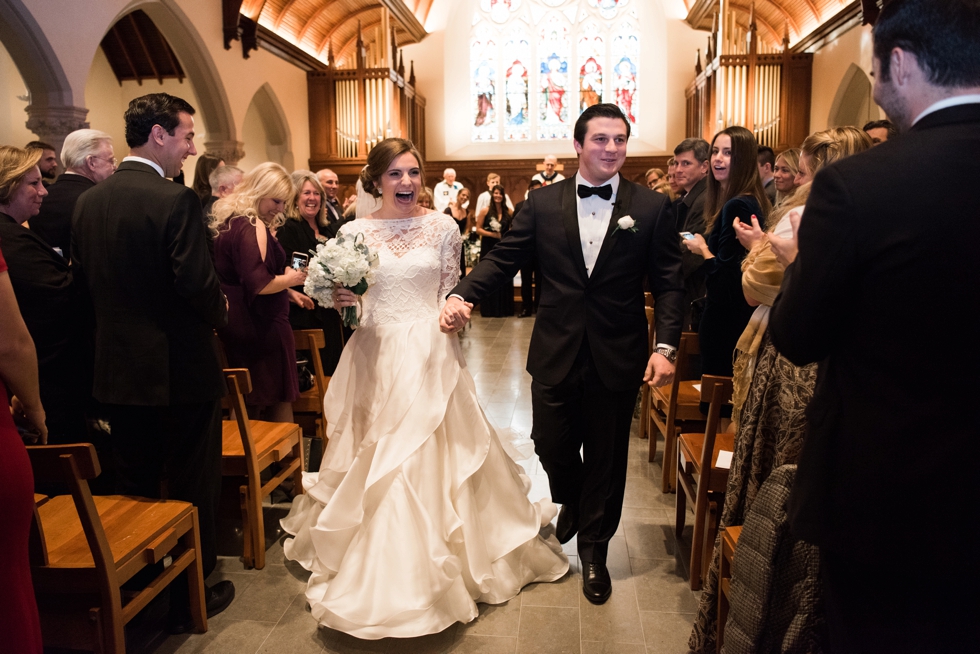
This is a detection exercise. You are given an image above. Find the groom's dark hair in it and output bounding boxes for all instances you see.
[573,103,631,146]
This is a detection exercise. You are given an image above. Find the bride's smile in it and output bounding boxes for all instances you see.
[378,152,423,217]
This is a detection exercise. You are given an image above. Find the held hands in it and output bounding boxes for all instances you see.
[439,296,473,334]
[769,210,801,268]
[733,214,765,251]
[644,352,675,388]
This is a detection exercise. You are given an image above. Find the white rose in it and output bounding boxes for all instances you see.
[617,215,635,230]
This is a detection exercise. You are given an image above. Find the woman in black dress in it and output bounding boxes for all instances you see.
[276,170,346,375]
[474,184,514,317]
[682,126,771,418]
[444,187,473,277]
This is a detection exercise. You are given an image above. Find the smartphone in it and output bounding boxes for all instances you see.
[680,231,695,240]
[291,252,309,271]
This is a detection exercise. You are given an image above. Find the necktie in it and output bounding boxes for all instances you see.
[577,184,613,201]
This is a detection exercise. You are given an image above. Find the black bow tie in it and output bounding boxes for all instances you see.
[577,184,613,201]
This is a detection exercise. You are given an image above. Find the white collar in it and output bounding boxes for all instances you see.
[122,156,165,177]
[575,171,620,194]
[913,94,980,125]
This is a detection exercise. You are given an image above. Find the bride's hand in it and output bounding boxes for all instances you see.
[333,285,357,308]
[439,296,473,333]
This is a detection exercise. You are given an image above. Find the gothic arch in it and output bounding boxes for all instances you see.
[0,0,75,107]
[827,63,879,129]
[244,83,295,170]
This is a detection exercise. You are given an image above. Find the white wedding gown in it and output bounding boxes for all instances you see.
[281,212,568,639]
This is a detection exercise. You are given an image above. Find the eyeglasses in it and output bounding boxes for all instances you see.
[90,155,118,168]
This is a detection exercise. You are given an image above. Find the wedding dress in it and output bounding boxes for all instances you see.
[281,211,568,639]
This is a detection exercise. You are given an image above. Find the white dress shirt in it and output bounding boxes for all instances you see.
[476,190,515,215]
[433,180,463,212]
[913,94,980,125]
[122,155,164,177]
[575,171,618,277]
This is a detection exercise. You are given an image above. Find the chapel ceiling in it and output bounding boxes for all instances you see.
[684,0,861,50]
[240,0,430,67]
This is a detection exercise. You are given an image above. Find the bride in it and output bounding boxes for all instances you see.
[280,138,568,639]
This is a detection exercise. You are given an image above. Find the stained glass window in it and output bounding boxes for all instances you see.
[470,0,640,142]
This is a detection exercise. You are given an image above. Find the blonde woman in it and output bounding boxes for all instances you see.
[211,162,309,422]
[772,148,801,206]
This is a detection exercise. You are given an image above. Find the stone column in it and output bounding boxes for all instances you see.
[25,105,89,175]
[204,140,246,166]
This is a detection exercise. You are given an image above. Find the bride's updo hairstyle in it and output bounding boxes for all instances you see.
[359,138,425,198]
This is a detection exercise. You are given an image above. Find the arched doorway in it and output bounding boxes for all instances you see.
[239,83,294,172]
[828,63,880,129]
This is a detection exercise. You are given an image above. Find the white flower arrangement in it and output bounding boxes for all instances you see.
[304,232,379,328]
[613,215,637,234]
[489,218,502,232]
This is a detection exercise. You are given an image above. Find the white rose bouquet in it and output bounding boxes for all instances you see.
[304,232,379,328]
[489,218,502,233]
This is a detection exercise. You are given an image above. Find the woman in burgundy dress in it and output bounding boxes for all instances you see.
[211,163,311,422]
[0,145,48,654]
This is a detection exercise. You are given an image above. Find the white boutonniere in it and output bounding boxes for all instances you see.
[613,215,637,234]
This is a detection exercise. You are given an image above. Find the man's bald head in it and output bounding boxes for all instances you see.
[316,168,339,201]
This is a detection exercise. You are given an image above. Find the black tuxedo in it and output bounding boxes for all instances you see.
[770,104,980,649]
[31,172,95,259]
[453,175,684,562]
[72,160,228,578]
[675,178,708,330]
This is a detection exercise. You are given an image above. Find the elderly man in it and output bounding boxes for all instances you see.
[72,93,234,632]
[31,129,116,260]
[531,154,565,186]
[433,167,463,212]
[26,140,59,182]
[770,0,980,649]
[202,164,243,218]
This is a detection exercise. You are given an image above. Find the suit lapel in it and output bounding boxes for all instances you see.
[590,174,633,280]
[561,179,589,280]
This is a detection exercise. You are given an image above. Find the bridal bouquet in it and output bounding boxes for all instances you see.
[304,232,379,328]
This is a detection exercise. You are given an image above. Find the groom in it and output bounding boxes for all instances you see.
[440,104,685,603]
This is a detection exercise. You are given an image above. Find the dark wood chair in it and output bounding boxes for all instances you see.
[717,525,742,652]
[292,328,333,448]
[638,302,656,441]
[222,368,305,570]
[649,332,707,493]
[675,374,735,590]
[28,444,206,653]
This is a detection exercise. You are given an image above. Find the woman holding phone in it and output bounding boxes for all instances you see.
[278,170,346,375]
[211,162,309,422]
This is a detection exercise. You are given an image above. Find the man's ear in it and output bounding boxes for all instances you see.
[889,47,919,88]
[149,124,167,147]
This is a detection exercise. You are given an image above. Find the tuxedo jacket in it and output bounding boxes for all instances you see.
[31,173,95,259]
[71,161,228,406]
[452,175,685,392]
[770,104,980,562]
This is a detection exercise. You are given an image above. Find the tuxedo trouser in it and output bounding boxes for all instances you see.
[530,337,636,564]
[821,549,980,653]
[107,402,222,593]
[519,254,538,310]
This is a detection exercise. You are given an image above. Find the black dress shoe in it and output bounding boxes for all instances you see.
[555,504,578,544]
[582,562,612,605]
[519,308,533,317]
[168,580,236,634]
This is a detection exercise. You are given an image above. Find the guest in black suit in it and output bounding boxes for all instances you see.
[25,140,58,184]
[513,179,542,316]
[29,129,116,260]
[770,1,980,650]
[683,126,771,418]
[71,93,234,632]
[316,168,350,238]
[0,146,87,444]
[202,165,243,260]
[441,104,685,604]
[671,138,710,331]
[757,146,777,206]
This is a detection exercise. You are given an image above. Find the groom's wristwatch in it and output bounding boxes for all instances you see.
[654,346,677,363]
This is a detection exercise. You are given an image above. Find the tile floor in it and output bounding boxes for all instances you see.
[138,316,699,654]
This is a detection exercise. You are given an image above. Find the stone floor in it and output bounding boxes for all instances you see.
[135,315,699,654]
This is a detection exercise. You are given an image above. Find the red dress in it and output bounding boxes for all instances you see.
[0,246,44,653]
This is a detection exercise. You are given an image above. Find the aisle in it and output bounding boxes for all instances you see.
[151,316,698,654]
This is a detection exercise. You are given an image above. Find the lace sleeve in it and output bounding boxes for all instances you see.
[438,221,463,307]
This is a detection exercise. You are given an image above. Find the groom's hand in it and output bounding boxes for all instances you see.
[440,296,473,333]
[644,352,675,388]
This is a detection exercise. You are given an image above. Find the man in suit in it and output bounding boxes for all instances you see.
[440,104,685,604]
[26,140,59,184]
[757,146,777,205]
[31,129,116,260]
[513,179,542,317]
[72,93,235,632]
[671,138,710,331]
[769,1,980,650]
